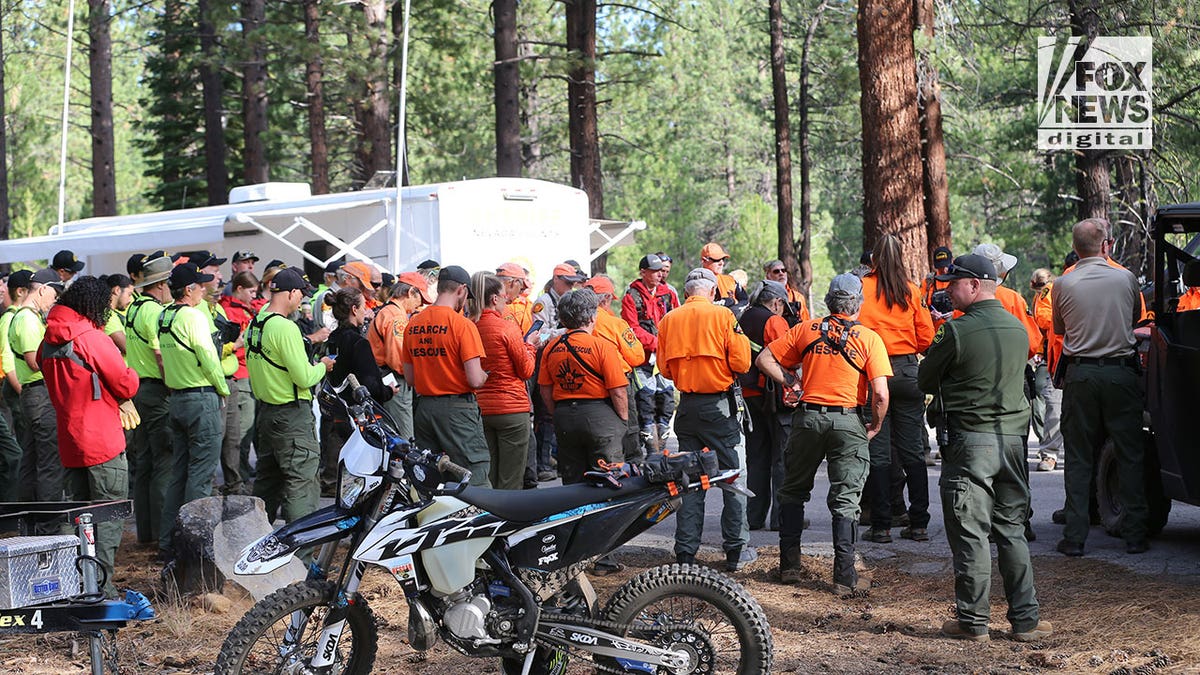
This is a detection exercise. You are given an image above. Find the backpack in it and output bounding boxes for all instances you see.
[41,337,101,400]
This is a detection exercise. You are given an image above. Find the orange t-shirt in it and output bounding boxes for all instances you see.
[995,285,1043,358]
[504,295,534,335]
[592,307,644,375]
[657,295,752,393]
[786,286,811,323]
[400,304,486,396]
[1178,287,1200,312]
[767,315,893,407]
[857,274,935,356]
[537,330,628,401]
[368,301,408,374]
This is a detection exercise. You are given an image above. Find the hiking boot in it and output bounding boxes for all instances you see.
[941,620,989,642]
[779,544,803,584]
[900,527,929,542]
[862,529,892,544]
[832,577,871,597]
[591,554,625,577]
[676,553,696,565]
[1011,620,1053,642]
[1056,539,1084,557]
[537,470,558,482]
[726,546,757,572]
[894,512,911,528]
[1036,455,1057,471]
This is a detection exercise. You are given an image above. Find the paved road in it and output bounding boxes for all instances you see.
[628,439,1200,580]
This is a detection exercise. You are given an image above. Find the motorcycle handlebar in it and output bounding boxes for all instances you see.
[436,455,472,484]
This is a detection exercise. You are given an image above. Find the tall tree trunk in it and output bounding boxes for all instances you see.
[915,0,949,259]
[355,0,391,186]
[88,0,116,216]
[0,22,10,265]
[242,0,269,184]
[493,0,521,177]
[197,0,227,204]
[1112,154,1148,276]
[797,2,826,297]
[305,0,329,194]
[1069,0,1109,222]
[857,0,927,280]
[566,0,604,272]
[769,0,801,295]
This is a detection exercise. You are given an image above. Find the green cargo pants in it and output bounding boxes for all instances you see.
[19,384,64,504]
[160,391,223,552]
[65,452,128,598]
[778,407,870,535]
[483,412,531,490]
[940,428,1040,635]
[253,401,320,524]
[413,395,491,487]
[0,399,25,502]
[128,379,172,543]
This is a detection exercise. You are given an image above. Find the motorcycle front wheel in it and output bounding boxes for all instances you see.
[215,580,377,674]
[602,563,773,674]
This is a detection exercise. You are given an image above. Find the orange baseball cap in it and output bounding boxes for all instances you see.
[552,263,585,282]
[496,262,531,288]
[584,276,615,296]
[701,242,730,261]
[342,261,375,292]
[396,271,433,304]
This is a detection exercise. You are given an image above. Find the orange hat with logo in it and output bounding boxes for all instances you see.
[584,276,615,296]
[496,262,531,289]
[396,271,434,304]
[701,242,730,261]
[342,261,375,292]
[552,263,586,282]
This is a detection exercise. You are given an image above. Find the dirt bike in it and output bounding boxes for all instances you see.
[215,375,772,674]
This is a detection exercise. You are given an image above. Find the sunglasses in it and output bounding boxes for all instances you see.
[703,257,730,264]
[768,268,786,274]
[946,264,985,280]
[656,254,673,263]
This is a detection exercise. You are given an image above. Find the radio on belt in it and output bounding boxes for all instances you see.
[0,535,81,609]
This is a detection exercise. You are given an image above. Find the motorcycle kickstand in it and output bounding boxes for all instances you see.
[519,648,536,675]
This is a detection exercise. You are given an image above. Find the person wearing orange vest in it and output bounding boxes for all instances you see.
[1176,259,1200,311]
[584,275,645,462]
[657,268,753,572]
[757,273,892,592]
[763,259,810,328]
[368,271,429,442]
[1029,268,1063,471]
[496,262,534,335]
[701,242,748,315]
[857,235,936,544]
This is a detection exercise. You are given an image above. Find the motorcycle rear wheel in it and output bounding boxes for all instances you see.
[215,580,377,674]
[602,563,772,674]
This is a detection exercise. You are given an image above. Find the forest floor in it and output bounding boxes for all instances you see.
[0,534,1196,674]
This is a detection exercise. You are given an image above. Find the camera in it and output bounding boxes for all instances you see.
[930,289,953,315]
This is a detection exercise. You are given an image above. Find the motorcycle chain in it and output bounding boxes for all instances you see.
[531,612,699,675]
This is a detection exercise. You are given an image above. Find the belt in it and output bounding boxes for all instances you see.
[800,402,863,414]
[889,353,918,362]
[679,391,726,397]
[263,399,307,408]
[171,386,217,395]
[1067,355,1137,368]
[426,392,476,401]
[561,398,608,405]
[139,376,163,384]
[21,381,44,390]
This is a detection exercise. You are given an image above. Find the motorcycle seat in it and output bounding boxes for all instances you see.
[458,476,656,523]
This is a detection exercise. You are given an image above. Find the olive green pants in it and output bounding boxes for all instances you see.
[161,391,223,552]
[65,452,128,598]
[19,384,64,504]
[483,412,530,490]
[128,379,172,543]
[940,429,1040,635]
[778,407,869,539]
[254,402,321,524]
[414,395,491,487]
[1060,362,1146,545]
[0,397,25,502]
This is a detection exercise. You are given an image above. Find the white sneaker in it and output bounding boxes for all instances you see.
[1036,455,1057,472]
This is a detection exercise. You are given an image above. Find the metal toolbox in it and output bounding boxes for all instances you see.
[0,535,80,609]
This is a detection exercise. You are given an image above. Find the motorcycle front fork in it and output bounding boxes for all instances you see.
[279,542,367,669]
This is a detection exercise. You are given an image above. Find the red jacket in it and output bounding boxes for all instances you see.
[219,295,254,379]
[475,309,536,416]
[620,280,679,361]
[38,305,139,468]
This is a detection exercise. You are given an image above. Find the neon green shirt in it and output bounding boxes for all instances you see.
[124,295,164,379]
[246,311,325,404]
[8,307,45,385]
[202,301,238,377]
[158,303,230,395]
[0,306,19,378]
[104,311,124,336]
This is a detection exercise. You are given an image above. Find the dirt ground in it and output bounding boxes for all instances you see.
[0,534,1196,674]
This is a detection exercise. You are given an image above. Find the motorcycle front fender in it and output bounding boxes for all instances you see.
[234,505,362,576]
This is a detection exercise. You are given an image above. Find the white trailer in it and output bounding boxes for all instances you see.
[0,177,645,289]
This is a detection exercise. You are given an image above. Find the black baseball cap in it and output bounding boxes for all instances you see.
[127,253,147,276]
[269,267,314,296]
[417,259,441,271]
[185,250,227,269]
[7,270,33,293]
[932,246,953,268]
[639,254,665,271]
[323,260,344,276]
[169,262,215,290]
[144,250,184,264]
[438,265,474,298]
[265,259,286,271]
[934,254,998,282]
[232,250,259,263]
[51,250,85,273]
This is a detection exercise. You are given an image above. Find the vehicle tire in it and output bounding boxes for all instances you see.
[602,563,772,674]
[214,580,377,674]
[1097,434,1171,538]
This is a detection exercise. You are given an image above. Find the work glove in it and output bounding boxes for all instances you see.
[583,461,643,489]
[119,399,141,431]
